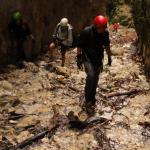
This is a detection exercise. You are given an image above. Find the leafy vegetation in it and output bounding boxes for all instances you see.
[107,0,133,26]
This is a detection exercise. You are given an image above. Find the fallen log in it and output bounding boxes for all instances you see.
[77,119,110,136]
[15,125,36,133]
[0,136,13,150]
[8,112,25,120]
[139,121,150,128]
[54,65,71,77]
[106,89,150,98]
[10,109,108,149]
[45,64,71,77]
[68,111,108,130]
[68,86,80,92]
[11,125,59,150]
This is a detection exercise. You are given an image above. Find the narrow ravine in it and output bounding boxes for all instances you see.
[0,26,149,150]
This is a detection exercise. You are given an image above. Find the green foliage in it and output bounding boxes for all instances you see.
[119,16,130,26]
[106,0,133,26]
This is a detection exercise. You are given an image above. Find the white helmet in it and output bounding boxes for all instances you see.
[60,18,69,27]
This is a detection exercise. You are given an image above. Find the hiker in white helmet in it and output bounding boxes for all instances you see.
[49,18,73,67]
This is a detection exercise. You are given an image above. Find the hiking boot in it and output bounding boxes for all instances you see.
[84,101,96,116]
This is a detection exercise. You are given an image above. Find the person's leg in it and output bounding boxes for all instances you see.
[84,61,96,103]
[24,37,32,61]
[18,40,26,61]
[11,40,18,62]
[84,61,100,115]
[90,65,101,104]
[49,42,56,61]
[61,50,66,67]
[16,40,22,61]
[15,40,25,68]
[60,44,68,67]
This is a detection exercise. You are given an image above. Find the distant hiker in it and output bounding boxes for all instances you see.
[112,22,120,33]
[76,15,112,115]
[49,18,73,66]
[8,11,35,62]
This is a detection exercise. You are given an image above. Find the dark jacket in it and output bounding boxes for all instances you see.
[77,25,110,64]
[8,19,31,41]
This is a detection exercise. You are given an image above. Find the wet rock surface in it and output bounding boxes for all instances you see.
[0,27,149,150]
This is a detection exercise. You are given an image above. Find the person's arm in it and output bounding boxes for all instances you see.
[76,30,86,54]
[103,30,112,66]
[105,45,111,57]
[23,22,35,42]
[105,45,112,66]
[7,21,15,48]
[30,34,35,41]
[76,47,83,69]
[8,21,15,38]
[65,27,73,46]
[76,30,86,69]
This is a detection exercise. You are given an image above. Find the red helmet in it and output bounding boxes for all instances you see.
[93,15,108,28]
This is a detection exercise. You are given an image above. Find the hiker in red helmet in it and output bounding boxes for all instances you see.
[113,22,120,32]
[76,15,112,115]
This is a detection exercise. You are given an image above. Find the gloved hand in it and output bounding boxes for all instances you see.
[76,54,83,69]
[108,56,112,66]
[30,34,35,43]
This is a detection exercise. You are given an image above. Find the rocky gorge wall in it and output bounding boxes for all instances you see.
[0,0,109,65]
[1,0,149,77]
[131,0,150,76]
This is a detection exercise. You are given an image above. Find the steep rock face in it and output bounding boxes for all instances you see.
[132,0,150,76]
[0,0,109,65]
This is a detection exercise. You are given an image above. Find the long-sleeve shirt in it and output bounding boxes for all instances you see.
[77,25,110,65]
[54,23,73,46]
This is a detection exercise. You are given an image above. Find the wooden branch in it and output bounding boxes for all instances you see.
[56,79,79,92]
[12,125,59,150]
[68,86,80,92]
[77,119,110,136]
[106,89,150,98]
[68,111,108,130]
[54,66,70,77]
